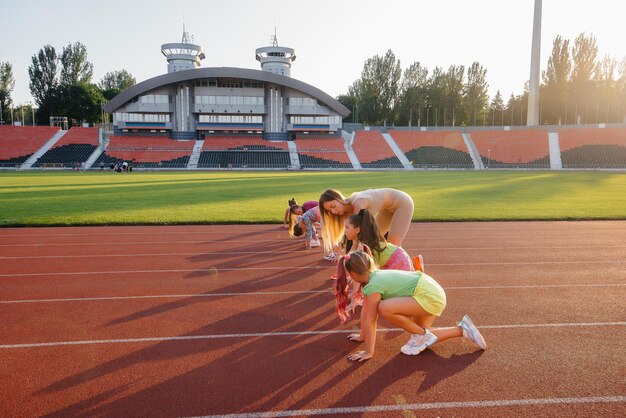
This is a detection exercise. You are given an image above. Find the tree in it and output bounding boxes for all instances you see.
[570,33,598,121]
[463,62,489,125]
[0,61,15,123]
[443,65,465,126]
[542,35,571,124]
[43,82,105,125]
[28,45,59,106]
[397,61,429,126]
[337,93,358,123]
[355,50,402,125]
[489,90,505,126]
[99,69,136,99]
[59,42,93,85]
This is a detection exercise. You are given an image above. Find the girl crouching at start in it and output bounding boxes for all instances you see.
[335,251,486,362]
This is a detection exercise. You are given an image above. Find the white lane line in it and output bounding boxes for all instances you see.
[2,260,626,278]
[0,266,329,278]
[1,322,625,349]
[3,245,626,259]
[186,396,626,417]
[2,283,625,304]
[0,235,620,246]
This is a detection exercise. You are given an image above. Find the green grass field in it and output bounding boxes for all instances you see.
[1,170,626,226]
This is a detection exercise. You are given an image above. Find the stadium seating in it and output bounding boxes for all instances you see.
[33,127,99,168]
[295,135,352,168]
[470,129,550,168]
[352,131,403,168]
[198,135,290,169]
[95,135,195,168]
[559,127,626,169]
[389,130,473,168]
[0,126,60,167]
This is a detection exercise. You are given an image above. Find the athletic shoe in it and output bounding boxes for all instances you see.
[413,254,425,272]
[458,315,487,349]
[400,329,437,355]
[323,252,336,261]
[310,238,321,247]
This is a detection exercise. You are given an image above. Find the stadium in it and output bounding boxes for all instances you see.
[1,1,626,417]
[1,27,625,171]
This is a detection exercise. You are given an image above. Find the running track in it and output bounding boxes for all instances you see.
[0,222,624,417]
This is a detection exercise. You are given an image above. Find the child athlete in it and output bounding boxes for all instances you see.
[336,251,486,362]
[291,206,322,250]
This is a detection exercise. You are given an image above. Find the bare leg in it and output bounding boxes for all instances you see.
[379,297,462,344]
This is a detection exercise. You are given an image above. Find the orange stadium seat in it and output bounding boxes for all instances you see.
[352,130,402,168]
[559,127,626,168]
[388,130,473,168]
[0,126,60,166]
[470,129,550,168]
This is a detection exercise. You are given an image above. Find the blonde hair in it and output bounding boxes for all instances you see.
[319,188,351,252]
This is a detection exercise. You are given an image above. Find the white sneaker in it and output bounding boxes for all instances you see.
[323,252,336,261]
[310,238,321,247]
[400,329,437,355]
[458,315,487,349]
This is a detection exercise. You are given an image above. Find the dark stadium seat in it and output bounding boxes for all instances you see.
[470,129,550,168]
[352,130,403,168]
[0,126,60,167]
[389,130,473,168]
[559,127,626,169]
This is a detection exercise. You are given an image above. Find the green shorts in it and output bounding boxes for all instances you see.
[412,273,447,316]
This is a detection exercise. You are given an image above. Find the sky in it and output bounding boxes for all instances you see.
[1,0,624,106]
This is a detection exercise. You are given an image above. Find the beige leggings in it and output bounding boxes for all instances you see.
[374,194,414,246]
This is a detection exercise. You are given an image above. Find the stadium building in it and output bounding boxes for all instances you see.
[103,30,350,141]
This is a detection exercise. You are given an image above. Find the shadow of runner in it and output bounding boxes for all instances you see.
[324,349,484,412]
[36,284,336,397]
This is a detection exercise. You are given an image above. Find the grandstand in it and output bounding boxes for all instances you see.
[0,126,60,168]
[470,129,550,168]
[94,136,195,168]
[197,135,291,169]
[389,130,474,168]
[559,127,626,169]
[352,131,403,168]
[295,135,352,169]
[32,127,100,168]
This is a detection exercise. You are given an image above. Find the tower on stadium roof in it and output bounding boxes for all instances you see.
[161,25,206,73]
[255,28,296,77]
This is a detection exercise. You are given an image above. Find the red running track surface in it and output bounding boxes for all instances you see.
[0,222,625,417]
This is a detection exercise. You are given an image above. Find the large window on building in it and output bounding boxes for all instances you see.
[290,116,341,125]
[115,113,170,123]
[199,115,262,124]
[194,95,264,106]
[289,97,318,107]
[139,94,170,104]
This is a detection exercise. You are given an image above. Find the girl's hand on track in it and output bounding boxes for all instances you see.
[347,333,364,342]
[348,350,372,362]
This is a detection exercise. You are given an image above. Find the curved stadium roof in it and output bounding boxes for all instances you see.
[104,67,350,117]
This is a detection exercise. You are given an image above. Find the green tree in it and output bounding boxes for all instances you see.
[354,50,402,125]
[570,33,598,122]
[397,61,429,126]
[462,62,489,125]
[442,65,465,126]
[45,82,104,125]
[28,45,59,106]
[99,69,136,100]
[337,93,358,123]
[59,42,93,85]
[0,61,15,123]
[542,35,571,124]
[489,90,505,126]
